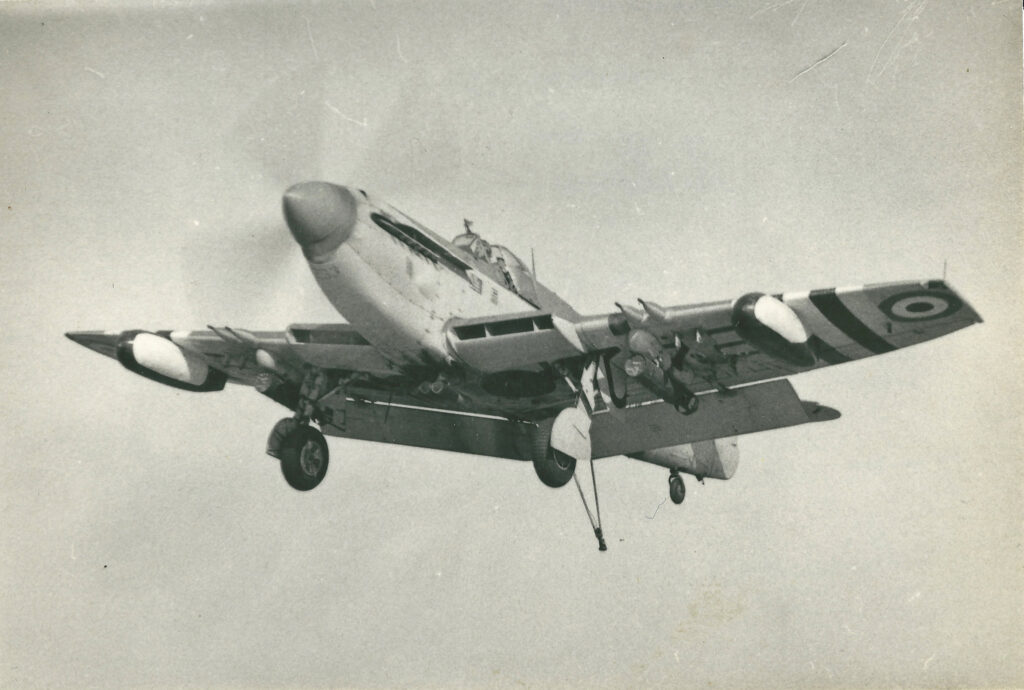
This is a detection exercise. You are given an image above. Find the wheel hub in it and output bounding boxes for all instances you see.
[553,449,573,471]
[299,440,324,477]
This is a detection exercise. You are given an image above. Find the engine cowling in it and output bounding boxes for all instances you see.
[732,293,815,367]
[116,331,226,392]
[630,437,739,480]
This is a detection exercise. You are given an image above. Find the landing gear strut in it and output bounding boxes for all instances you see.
[669,470,686,505]
[266,366,337,491]
[542,359,608,551]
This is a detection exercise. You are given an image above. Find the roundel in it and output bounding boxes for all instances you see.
[879,290,962,322]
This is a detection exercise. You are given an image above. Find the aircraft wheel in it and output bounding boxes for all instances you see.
[676,395,699,416]
[534,448,576,488]
[669,474,686,505]
[279,425,329,491]
[531,423,576,488]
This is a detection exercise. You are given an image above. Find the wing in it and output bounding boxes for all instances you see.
[170,323,398,384]
[67,322,452,406]
[446,279,982,397]
[67,323,396,381]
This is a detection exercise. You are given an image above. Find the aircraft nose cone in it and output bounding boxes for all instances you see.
[282,182,358,259]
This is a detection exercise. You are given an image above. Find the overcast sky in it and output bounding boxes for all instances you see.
[2,1,1021,688]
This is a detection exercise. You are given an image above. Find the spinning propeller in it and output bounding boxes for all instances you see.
[178,57,462,322]
[179,62,334,321]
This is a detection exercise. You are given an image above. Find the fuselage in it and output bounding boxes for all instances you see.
[282,182,579,412]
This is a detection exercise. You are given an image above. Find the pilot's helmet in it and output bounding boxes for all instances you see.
[472,238,491,261]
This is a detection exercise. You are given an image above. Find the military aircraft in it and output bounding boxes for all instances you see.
[66,182,982,549]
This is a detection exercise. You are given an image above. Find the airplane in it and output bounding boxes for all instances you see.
[66,181,982,550]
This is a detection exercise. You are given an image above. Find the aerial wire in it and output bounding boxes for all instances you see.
[573,462,607,551]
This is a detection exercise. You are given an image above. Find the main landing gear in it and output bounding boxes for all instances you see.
[266,367,337,491]
[530,420,576,488]
[268,419,329,491]
[533,360,609,551]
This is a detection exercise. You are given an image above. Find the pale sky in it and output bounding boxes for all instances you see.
[2,2,1021,688]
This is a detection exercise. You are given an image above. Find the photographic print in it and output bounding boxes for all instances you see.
[2,1,1020,687]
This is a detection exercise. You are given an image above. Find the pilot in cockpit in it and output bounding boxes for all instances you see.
[452,219,532,294]
[453,219,492,262]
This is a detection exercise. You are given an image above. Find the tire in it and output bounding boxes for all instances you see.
[677,394,699,416]
[530,421,576,488]
[280,425,329,491]
[669,475,686,504]
[534,448,576,488]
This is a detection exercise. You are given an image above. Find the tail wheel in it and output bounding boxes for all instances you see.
[280,425,329,491]
[530,421,576,488]
[669,474,686,504]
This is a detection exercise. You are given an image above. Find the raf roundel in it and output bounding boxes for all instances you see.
[879,290,962,322]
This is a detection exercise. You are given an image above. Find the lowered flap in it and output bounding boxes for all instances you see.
[591,379,819,458]
[319,401,533,460]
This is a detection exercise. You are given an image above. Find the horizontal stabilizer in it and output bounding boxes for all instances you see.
[802,401,841,423]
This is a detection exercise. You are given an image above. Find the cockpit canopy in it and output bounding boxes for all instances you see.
[452,232,530,275]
